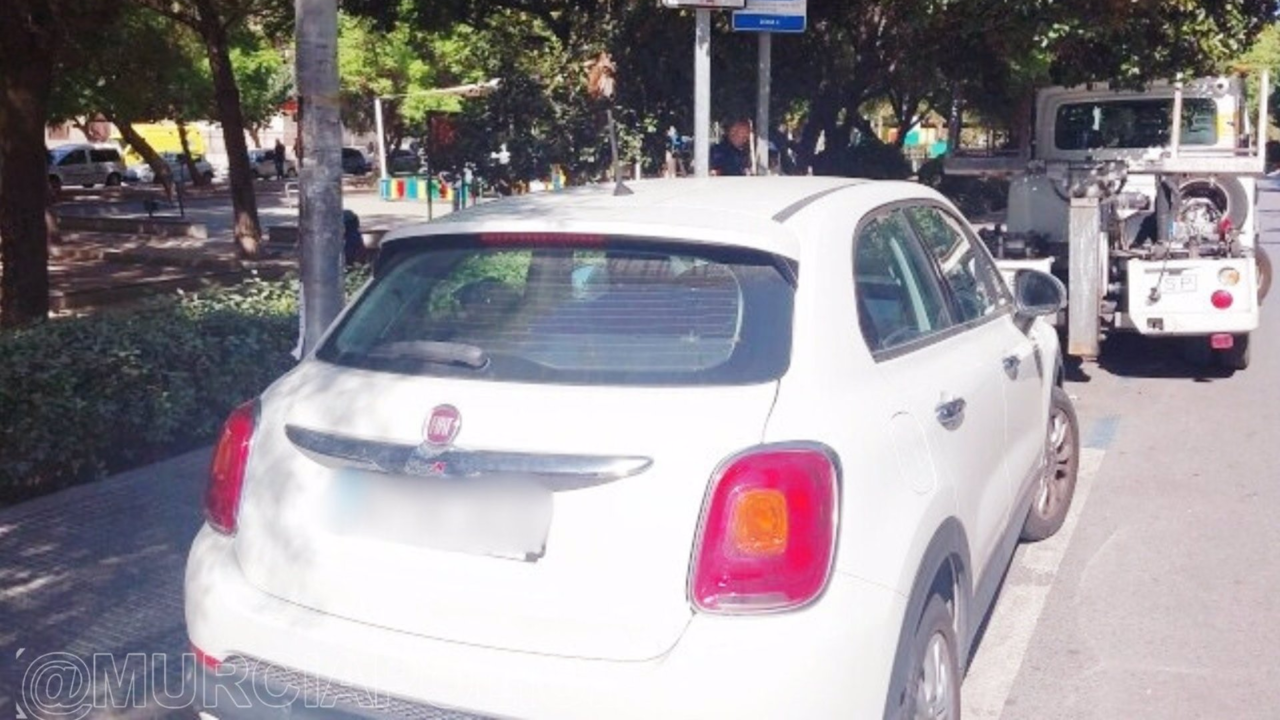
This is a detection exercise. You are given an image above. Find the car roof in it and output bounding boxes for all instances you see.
[380,177,947,259]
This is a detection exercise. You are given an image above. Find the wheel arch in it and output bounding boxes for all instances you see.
[881,517,973,719]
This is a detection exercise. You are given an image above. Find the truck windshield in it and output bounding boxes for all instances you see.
[1054,98,1218,150]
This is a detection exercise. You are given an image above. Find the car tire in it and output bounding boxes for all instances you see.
[1021,386,1080,541]
[105,173,122,187]
[890,594,961,720]
[1217,333,1250,371]
[48,176,62,194]
[202,171,214,184]
[1257,245,1271,302]
[286,167,297,178]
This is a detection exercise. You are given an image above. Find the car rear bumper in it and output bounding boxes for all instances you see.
[186,525,907,720]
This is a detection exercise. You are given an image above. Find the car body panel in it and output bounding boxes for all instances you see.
[235,362,781,661]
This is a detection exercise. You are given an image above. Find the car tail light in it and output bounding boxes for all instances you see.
[1218,268,1240,287]
[1211,290,1234,309]
[690,446,839,613]
[205,400,257,535]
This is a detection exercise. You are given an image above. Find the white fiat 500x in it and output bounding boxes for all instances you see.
[186,177,1079,720]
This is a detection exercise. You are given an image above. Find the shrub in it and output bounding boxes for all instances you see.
[0,269,371,505]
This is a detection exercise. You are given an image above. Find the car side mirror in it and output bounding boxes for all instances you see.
[1013,269,1066,322]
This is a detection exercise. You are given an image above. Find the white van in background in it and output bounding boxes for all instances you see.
[47,143,127,192]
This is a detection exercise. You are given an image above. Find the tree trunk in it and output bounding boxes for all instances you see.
[112,114,175,201]
[296,0,344,355]
[0,39,54,326]
[197,8,261,257]
[176,119,207,186]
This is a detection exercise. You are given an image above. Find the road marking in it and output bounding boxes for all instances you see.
[961,446,1108,720]
[1083,415,1120,449]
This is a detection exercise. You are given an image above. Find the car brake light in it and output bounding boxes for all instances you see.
[1211,289,1234,309]
[691,446,839,613]
[191,643,222,670]
[479,232,604,246]
[205,400,257,535]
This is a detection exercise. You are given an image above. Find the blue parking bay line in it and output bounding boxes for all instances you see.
[1083,415,1120,449]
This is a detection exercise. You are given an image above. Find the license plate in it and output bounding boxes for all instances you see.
[1156,273,1197,294]
[331,472,553,561]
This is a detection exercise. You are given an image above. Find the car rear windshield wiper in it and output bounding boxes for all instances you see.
[368,341,490,369]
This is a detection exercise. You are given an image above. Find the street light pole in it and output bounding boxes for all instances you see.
[375,96,388,181]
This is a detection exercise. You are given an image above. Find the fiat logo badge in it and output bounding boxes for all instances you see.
[424,405,462,447]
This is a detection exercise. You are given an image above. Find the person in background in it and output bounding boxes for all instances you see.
[273,138,286,180]
[710,119,753,176]
[343,209,369,266]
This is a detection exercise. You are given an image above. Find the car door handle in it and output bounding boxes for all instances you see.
[935,397,966,430]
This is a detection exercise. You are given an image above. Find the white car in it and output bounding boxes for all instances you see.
[249,148,297,179]
[125,152,215,184]
[186,177,1079,719]
[47,143,127,191]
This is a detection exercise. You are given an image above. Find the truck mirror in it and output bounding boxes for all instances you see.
[1014,269,1066,321]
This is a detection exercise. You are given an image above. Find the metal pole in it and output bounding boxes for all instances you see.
[375,96,388,181]
[296,0,343,357]
[1171,75,1183,160]
[1258,69,1269,171]
[694,9,711,178]
[755,33,771,176]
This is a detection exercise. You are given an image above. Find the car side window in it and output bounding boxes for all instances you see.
[58,150,87,167]
[904,205,1008,323]
[854,209,953,353]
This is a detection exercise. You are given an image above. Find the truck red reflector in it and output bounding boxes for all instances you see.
[691,446,839,613]
[1211,290,1234,309]
[205,400,257,535]
[1210,333,1234,349]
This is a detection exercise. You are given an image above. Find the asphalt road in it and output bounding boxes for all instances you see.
[963,178,1280,720]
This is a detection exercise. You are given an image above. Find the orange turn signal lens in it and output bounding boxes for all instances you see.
[729,488,788,556]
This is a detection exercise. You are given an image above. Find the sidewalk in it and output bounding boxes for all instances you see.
[41,183,469,314]
[0,448,211,719]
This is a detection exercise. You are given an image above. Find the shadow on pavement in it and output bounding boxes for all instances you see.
[0,449,210,719]
[1066,333,1237,383]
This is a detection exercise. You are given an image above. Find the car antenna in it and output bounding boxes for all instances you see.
[587,52,632,196]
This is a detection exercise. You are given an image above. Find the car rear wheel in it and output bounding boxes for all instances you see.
[105,173,122,187]
[1021,386,1079,541]
[901,594,961,720]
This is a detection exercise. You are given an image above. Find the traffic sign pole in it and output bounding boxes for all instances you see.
[695,8,711,178]
[755,33,770,176]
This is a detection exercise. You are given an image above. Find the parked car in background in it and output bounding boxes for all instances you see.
[187,177,1080,719]
[47,143,126,192]
[248,148,297,179]
[125,152,215,184]
[386,148,422,175]
[342,147,372,175]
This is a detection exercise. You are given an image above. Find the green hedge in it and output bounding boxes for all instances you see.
[0,270,369,505]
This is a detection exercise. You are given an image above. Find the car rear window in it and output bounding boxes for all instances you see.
[317,234,796,385]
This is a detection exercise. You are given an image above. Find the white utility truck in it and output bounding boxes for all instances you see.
[946,75,1272,369]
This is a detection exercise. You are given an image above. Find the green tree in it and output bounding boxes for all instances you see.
[131,0,293,258]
